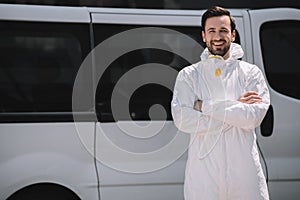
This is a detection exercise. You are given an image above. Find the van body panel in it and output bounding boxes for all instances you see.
[0,122,98,200]
[0,4,90,22]
[94,122,187,200]
[249,8,300,200]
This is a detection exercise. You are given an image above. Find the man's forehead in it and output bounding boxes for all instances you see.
[205,15,231,28]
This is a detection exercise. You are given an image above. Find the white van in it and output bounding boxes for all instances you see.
[0,4,299,200]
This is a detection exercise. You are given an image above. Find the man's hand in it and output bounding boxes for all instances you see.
[194,92,261,112]
[194,100,203,112]
[239,91,262,104]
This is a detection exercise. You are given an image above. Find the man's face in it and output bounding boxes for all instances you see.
[202,15,236,60]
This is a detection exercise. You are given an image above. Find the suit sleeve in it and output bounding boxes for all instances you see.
[201,66,270,130]
[171,69,224,134]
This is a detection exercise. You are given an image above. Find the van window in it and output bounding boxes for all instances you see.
[260,20,300,100]
[0,21,90,121]
[94,25,241,122]
[93,25,202,122]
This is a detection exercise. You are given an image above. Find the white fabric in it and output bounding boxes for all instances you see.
[171,43,270,200]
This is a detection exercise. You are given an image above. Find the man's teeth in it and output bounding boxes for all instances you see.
[214,42,224,46]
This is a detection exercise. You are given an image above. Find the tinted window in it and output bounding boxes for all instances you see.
[260,20,300,99]
[94,25,204,122]
[0,21,90,117]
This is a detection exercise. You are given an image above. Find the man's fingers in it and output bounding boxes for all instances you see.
[242,91,259,97]
[239,92,262,104]
[194,100,203,111]
[243,94,262,101]
[246,98,262,104]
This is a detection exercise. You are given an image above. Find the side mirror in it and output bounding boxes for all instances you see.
[260,105,274,137]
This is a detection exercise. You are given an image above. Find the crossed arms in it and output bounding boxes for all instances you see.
[171,67,270,134]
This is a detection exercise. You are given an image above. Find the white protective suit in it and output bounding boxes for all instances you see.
[171,43,270,200]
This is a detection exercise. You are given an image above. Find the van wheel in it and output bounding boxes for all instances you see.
[7,183,81,200]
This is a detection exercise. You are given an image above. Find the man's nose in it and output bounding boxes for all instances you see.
[213,32,222,40]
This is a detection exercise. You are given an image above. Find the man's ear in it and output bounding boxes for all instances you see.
[201,30,206,43]
[231,29,236,42]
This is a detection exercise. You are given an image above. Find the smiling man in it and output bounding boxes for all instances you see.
[202,14,234,60]
[171,6,270,200]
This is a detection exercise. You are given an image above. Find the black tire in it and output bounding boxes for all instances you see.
[7,183,81,200]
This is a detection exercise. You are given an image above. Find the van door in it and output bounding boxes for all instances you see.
[0,4,98,200]
[249,8,300,200]
[90,8,207,200]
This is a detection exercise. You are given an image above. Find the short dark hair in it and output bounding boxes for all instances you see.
[201,6,236,32]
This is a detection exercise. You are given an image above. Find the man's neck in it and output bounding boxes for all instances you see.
[222,50,231,60]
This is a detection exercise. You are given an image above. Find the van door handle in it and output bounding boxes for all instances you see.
[260,105,274,137]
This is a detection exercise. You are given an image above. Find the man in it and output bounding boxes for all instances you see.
[171,6,270,200]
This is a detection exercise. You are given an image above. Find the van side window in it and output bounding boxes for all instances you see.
[94,25,240,122]
[0,21,90,120]
[260,20,300,99]
[93,25,204,122]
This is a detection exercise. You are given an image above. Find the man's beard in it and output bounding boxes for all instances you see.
[207,40,230,57]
